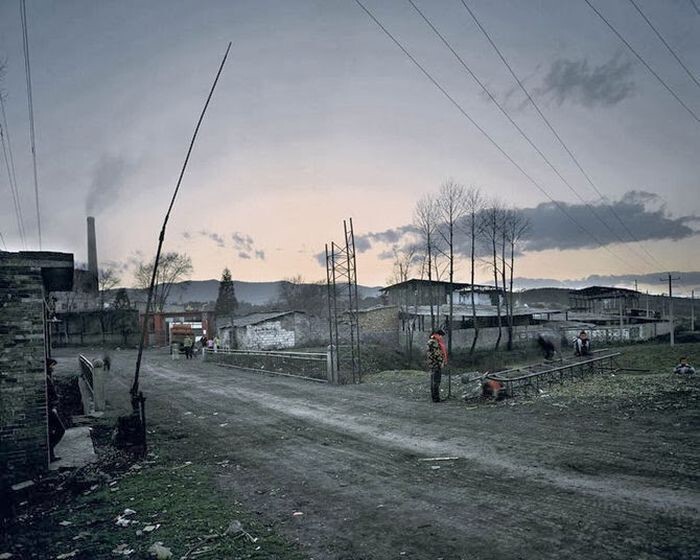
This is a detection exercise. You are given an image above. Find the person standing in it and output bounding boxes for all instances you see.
[183,335,192,359]
[426,329,448,402]
[46,358,65,462]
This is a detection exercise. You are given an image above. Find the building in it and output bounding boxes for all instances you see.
[0,251,74,501]
[380,279,472,307]
[140,309,216,347]
[218,311,325,350]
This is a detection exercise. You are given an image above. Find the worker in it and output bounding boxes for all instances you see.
[46,358,65,462]
[183,335,193,359]
[574,330,591,357]
[426,329,448,402]
[674,357,696,375]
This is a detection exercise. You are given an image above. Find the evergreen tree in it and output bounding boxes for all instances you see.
[215,268,238,347]
[112,288,131,309]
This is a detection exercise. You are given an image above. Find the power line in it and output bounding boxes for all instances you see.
[407,0,658,271]
[0,231,6,250]
[353,0,641,272]
[583,0,700,124]
[0,99,27,248]
[458,0,668,272]
[628,0,700,90]
[690,0,700,17]
[20,0,42,249]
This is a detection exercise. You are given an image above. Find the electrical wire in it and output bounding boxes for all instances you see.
[20,0,42,249]
[353,0,642,273]
[0,100,27,248]
[583,0,700,124]
[690,0,700,17]
[458,0,669,272]
[408,0,658,271]
[628,0,700,90]
[0,231,7,250]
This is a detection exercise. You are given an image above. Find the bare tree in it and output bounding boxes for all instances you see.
[504,210,530,350]
[462,187,484,355]
[279,275,327,317]
[414,195,440,332]
[388,244,416,286]
[480,200,505,350]
[99,267,121,309]
[134,252,193,313]
[436,180,468,363]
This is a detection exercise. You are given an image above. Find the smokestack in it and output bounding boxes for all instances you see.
[87,216,98,292]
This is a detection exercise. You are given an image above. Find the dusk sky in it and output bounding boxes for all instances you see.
[1,0,699,293]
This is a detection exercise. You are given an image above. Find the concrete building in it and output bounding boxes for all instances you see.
[0,251,73,499]
[218,311,326,350]
[140,309,216,347]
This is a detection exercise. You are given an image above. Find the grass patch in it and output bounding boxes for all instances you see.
[3,427,307,560]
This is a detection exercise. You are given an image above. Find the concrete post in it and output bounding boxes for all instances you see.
[93,367,105,412]
[327,345,336,384]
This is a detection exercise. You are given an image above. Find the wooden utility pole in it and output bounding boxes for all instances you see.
[659,274,681,346]
[618,296,624,342]
[645,290,650,318]
[692,289,696,332]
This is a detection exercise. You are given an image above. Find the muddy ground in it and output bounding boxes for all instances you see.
[49,345,700,559]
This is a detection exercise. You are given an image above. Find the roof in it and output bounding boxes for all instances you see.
[571,286,641,297]
[221,310,302,328]
[381,279,474,292]
[0,251,74,291]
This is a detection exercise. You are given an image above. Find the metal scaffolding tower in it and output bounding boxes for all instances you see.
[325,218,362,383]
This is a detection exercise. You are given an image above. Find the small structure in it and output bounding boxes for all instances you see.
[218,311,324,350]
[0,251,74,500]
[380,279,472,307]
[140,309,216,347]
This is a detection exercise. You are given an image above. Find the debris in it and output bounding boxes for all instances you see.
[417,457,459,462]
[56,552,77,559]
[112,544,135,556]
[219,423,229,428]
[0,553,13,559]
[431,466,441,470]
[11,480,35,492]
[148,542,172,559]
[143,524,161,532]
[225,520,243,535]
[123,508,137,516]
[59,520,73,526]
[115,517,131,527]
[292,511,304,517]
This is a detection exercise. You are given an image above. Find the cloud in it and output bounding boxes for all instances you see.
[254,250,266,260]
[232,232,254,252]
[537,54,636,107]
[85,155,136,215]
[518,191,698,252]
[182,231,192,240]
[238,251,251,260]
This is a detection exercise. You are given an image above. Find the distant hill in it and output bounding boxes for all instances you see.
[121,279,382,307]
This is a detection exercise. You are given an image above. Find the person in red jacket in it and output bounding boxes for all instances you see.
[426,329,448,402]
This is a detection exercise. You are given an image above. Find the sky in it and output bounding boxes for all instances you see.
[0,0,699,294]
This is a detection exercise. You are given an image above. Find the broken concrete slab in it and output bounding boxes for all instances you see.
[49,427,96,471]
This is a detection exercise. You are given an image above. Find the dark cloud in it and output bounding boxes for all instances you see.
[518,191,698,252]
[85,155,135,215]
[537,54,636,107]
[254,250,266,260]
[196,229,225,248]
[182,231,192,240]
[238,251,251,260]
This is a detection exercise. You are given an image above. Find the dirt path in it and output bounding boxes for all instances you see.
[103,350,699,560]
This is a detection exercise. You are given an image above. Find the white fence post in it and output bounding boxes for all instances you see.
[327,345,336,384]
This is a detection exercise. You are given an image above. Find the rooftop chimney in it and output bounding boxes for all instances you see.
[87,216,98,292]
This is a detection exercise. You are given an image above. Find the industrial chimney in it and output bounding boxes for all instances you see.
[87,216,99,292]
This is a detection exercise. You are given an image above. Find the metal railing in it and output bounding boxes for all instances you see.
[203,347,333,383]
[488,352,621,397]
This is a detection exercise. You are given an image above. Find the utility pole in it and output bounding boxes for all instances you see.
[659,274,680,346]
[692,289,696,332]
[618,296,624,342]
[645,290,650,318]
[634,279,638,292]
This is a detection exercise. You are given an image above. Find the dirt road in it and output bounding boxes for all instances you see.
[103,350,699,560]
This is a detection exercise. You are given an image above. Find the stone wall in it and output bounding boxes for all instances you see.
[0,265,49,491]
[235,316,296,350]
[53,309,139,347]
[357,306,399,346]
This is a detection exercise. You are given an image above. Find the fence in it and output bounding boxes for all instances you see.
[204,347,333,383]
[487,351,621,398]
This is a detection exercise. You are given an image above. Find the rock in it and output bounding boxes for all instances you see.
[148,542,172,559]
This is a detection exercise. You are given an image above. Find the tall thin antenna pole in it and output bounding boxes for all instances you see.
[659,273,681,347]
[131,42,232,401]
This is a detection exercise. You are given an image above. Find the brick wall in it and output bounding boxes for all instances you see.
[0,265,49,490]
